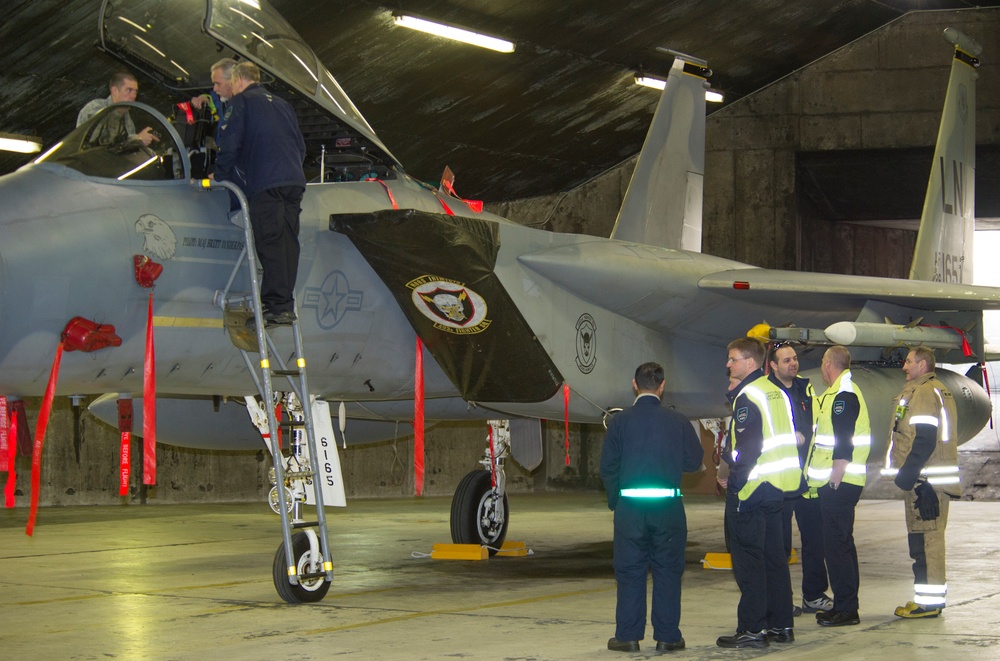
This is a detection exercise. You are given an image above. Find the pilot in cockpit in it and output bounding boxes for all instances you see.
[77,71,160,148]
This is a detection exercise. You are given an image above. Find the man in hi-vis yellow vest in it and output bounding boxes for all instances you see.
[805,346,870,627]
[717,338,801,650]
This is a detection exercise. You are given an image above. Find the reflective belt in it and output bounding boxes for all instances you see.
[620,488,681,498]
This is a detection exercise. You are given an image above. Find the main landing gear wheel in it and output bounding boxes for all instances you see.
[272,531,331,603]
[450,469,509,555]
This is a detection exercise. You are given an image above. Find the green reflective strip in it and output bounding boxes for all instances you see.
[620,488,680,498]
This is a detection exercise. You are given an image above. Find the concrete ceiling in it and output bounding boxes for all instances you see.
[2,0,998,208]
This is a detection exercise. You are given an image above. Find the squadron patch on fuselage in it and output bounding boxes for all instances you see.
[407,275,490,334]
[575,313,597,374]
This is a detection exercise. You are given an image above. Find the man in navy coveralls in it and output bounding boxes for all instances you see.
[600,362,704,653]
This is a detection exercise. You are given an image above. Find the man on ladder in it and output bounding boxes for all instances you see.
[214,61,306,329]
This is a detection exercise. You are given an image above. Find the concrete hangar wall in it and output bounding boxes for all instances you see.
[8,8,999,510]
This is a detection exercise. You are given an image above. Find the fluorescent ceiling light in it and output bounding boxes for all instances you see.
[634,75,667,90]
[634,75,725,102]
[394,14,515,53]
[0,132,43,154]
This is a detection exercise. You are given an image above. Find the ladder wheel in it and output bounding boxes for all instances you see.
[272,531,331,603]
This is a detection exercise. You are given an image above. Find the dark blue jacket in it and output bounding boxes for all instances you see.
[600,394,704,511]
[215,83,306,197]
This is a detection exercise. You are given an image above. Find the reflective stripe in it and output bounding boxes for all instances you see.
[761,433,797,452]
[620,488,680,498]
[814,433,870,448]
[923,465,960,475]
[807,466,832,480]
[934,388,952,443]
[881,467,898,476]
[910,415,939,426]
[748,456,801,480]
[845,463,866,475]
[914,594,946,606]
[928,476,961,486]
[915,583,948,595]
[813,434,835,448]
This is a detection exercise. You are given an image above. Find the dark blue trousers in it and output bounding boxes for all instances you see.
[248,185,303,314]
[613,498,687,643]
[793,496,829,601]
[818,482,862,612]
[730,499,793,632]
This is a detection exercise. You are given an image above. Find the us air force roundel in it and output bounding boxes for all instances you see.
[408,275,491,334]
[736,406,749,424]
[833,400,846,415]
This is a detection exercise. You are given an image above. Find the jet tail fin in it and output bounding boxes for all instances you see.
[909,28,981,283]
[610,56,710,251]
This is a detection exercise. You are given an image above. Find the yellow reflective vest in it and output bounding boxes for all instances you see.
[881,372,961,497]
[731,375,802,501]
[807,369,870,489]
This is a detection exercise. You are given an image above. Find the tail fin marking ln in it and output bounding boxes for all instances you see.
[909,28,981,283]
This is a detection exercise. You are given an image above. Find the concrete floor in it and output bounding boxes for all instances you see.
[2,493,1000,660]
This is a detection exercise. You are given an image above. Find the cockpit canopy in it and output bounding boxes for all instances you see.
[35,102,187,181]
[96,0,399,180]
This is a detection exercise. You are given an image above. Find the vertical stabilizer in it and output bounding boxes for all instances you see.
[610,57,709,251]
[909,28,981,283]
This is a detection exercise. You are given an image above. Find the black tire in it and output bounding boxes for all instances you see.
[450,469,509,555]
[272,531,331,603]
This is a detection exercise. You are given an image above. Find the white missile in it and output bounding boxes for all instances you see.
[824,322,964,350]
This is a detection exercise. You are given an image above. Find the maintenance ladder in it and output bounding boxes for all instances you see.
[199,179,334,602]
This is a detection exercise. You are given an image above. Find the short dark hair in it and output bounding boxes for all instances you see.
[634,362,664,391]
[109,71,137,89]
[910,346,936,372]
[727,337,765,366]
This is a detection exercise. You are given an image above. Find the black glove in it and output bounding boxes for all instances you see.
[913,481,939,521]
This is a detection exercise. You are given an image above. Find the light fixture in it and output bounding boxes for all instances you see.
[0,132,43,154]
[393,13,515,53]
[634,75,667,90]
[633,75,724,102]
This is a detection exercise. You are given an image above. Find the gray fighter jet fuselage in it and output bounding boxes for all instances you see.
[0,1,995,463]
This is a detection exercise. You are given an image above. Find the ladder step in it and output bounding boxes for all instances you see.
[279,420,305,429]
[292,520,320,529]
[271,369,302,377]
[298,570,330,582]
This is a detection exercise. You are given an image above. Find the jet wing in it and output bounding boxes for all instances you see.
[698,269,1000,312]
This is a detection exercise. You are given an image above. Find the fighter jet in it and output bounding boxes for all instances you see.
[0,0,993,601]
